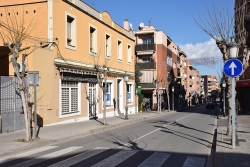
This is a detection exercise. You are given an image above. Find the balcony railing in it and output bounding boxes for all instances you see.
[139,83,156,89]
[136,62,156,69]
[135,43,156,52]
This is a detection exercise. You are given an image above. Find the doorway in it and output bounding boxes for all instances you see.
[88,83,97,119]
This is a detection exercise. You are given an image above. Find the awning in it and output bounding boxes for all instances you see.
[236,79,250,87]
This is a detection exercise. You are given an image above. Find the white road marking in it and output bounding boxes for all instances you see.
[10,146,82,167]
[119,113,194,148]
[0,146,58,164]
[49,147,109,167]
[182,156,206,167]
[91,150,139,167]
[138,152,171,167]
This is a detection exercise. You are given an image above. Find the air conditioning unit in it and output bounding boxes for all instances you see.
[16,62,28,73]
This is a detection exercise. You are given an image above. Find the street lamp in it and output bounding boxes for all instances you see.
[228,37,240,59]
[228,36,240,149]
[222,79,226,117]
[172,86,175,111]
[124,71,129,120]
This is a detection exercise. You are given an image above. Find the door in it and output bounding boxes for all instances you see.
[88,83,97,119]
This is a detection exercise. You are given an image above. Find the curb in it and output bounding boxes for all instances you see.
[214,124,227,167]
[0,111,176,158]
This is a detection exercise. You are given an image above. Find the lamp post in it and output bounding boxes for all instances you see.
[222,79,226,117]
[124,71,129,120]
[228,36,240,149]
[172,86,175,111]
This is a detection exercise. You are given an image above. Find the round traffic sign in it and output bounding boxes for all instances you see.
[223,59,243,77]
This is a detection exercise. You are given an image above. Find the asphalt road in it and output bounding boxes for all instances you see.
[0,105,217,167]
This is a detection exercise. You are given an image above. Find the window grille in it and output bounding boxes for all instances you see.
[61,82,79,115]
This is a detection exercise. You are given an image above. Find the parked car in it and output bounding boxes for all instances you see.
[206,101,215,109]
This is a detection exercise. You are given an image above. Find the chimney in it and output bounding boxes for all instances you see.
[124,19,129,31]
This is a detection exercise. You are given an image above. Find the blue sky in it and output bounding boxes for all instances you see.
[83,0,234,77]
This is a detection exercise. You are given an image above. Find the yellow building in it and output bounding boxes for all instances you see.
[0,0,136,125]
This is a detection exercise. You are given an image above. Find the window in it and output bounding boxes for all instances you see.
[127,83,133,103]
[127,44,131,64]
[167,56,172,66]
[90,26,97,55]
[118,40,122,61]
[65,12,76,50]
[142,37,153,44]
[60,81,81,117]
[102,82,114,107]
[142,56,153,62]
[106,34,111,58]
[67,16,74,45]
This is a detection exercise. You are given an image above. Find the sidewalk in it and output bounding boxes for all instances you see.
[215,114,250,167]
[0,110,176,158]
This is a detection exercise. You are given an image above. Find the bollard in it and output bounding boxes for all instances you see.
[0,115,2,134]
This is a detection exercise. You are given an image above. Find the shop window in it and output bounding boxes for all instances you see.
[60,81,80,117]
[127,83,133,103]
[103,82,113,107]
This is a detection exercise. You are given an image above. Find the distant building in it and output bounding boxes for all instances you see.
[134,25,186,110]
[201,75,219,100]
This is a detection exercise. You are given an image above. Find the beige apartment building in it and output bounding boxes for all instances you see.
[184,60,205,105]
[201,75,219,100]
[0,0,136,126]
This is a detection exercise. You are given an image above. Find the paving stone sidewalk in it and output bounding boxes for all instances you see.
[0,111,176,158]
[215,114,250,167]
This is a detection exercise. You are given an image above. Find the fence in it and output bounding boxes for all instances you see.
[0,76,25,133]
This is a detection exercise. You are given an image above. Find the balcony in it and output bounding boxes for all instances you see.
[139,83,156,89]
[136,62,156,70]
[135,43,156,53]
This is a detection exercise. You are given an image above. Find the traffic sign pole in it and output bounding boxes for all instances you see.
[224,59,243,149]
[232,78,236,149]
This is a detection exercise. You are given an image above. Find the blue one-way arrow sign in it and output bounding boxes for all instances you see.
[224,59,243,77]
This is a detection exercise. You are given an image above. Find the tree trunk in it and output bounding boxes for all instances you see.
[11,46,31,141]
[20,88,31,141]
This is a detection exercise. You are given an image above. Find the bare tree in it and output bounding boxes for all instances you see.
[86,44,118,125]
[0,10,56,141]
[193,1,248,137]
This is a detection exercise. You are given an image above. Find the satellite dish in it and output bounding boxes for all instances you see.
[129,23,133,28]
[139,22,144,28]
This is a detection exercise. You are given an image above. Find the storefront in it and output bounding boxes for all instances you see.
[236,79,250,113]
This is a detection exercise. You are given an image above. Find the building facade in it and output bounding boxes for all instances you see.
[134,25,186,110]
[201,75,219,100]
[235,0,250,113]
[0,0,136,125]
